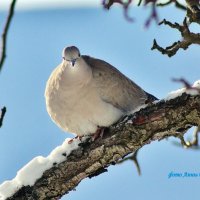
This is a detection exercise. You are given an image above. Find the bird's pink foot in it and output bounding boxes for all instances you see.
[92,127,105,141]
[68,136,83,144]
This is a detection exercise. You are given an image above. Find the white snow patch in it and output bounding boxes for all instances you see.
[0,138,81,200]
[165,88,186,100]
[193,80,200,89]
[129,104,148,114]
[0,180,20,200]
[16,156,52,186]
[165,80,200,101]
[127,120,133,124]
[47,138,80,163]
[186,89,199,96]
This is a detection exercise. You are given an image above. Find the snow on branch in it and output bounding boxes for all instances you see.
[1,80,200,200]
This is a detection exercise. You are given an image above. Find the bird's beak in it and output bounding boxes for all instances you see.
[71,59,76,67]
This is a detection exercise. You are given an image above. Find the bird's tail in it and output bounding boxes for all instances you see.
[145,92,158,104]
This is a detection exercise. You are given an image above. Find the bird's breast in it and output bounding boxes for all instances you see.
[45,76,123,136]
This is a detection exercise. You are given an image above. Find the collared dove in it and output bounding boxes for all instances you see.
[45,46,157,137]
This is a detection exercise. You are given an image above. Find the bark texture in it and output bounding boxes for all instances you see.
[7,92,200,200]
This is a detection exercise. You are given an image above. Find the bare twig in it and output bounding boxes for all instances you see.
[157,0,171,7]
[177,134,189,147]
[117,149,141,175]
[151,38,191,57]
[0,0,17,72]
[172,78,192,89]
[0,107,6,128]
[186,126,199,147]
[102,0,134,22]
[102,0,160,27]
[151,18,200,57]
[157,0,187,11]
[172,126,200,149]
[138,0,143,6]
[102,0,159,23]
[172,78,200,94]
[123,0,134,22]
[145,2,159,27]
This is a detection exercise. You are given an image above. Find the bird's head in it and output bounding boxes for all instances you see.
[62,46,80,67]
[60,46,92,85]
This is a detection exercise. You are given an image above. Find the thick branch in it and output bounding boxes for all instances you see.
[6,93,200,200]
[0,0,17,72]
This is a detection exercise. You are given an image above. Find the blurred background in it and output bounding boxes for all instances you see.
[0,0,200,199]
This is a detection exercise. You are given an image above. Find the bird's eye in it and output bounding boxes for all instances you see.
[78,53,80,57]
[62,57,65,60]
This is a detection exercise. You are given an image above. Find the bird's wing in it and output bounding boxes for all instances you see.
[82,56,155,112]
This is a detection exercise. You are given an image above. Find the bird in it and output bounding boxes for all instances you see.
[45,46,157,140]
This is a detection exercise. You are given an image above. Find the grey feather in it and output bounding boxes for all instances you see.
[82,55,156,112]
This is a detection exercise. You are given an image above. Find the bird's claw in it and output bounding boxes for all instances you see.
[91,127,105,141]
[68,136,83,144]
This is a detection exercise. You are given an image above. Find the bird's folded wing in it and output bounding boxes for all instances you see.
[82,56,149,112]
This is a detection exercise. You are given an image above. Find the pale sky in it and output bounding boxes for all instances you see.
[0,0,100,10]
[0,0,185,10]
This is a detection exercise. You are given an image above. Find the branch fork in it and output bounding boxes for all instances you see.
[151,18,200,57]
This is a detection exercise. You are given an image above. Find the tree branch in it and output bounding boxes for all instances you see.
[0,0,17,72]
[4,91,200,200]
[102,0,160,24]
[157,0,187,11]
[0,107,6,128]
[186,0,200,24]
[151,18,200,57]
[185,126,199,147]
[117,149,141,175]
[151,1,200,57]
[102,0,134,22]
